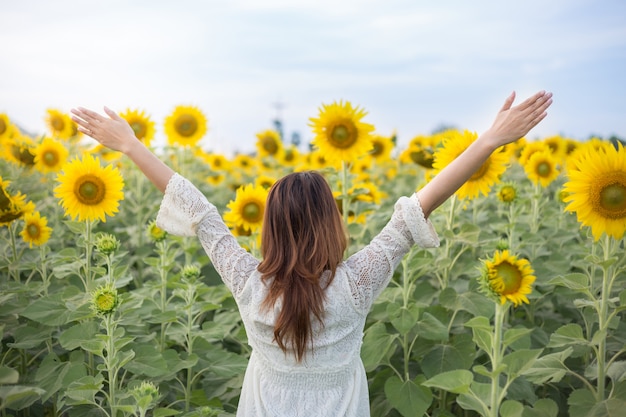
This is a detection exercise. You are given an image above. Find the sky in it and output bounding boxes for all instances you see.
[2,0,625,155]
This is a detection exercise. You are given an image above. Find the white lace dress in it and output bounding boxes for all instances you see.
[156,173,440,417]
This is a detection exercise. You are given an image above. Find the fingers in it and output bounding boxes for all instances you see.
[500,91,516,112]
[104,106,123,121]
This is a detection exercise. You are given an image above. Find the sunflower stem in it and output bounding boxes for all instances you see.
[596,234,615,402]
[441,195,457,289]
[8,222,20,282]
[489,302,506,417]
[341,161,350,232]
[84,219,94,291]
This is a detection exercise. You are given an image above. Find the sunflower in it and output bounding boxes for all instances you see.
[54,154,125,222]
[91,284,119,315]
[120,108,156,146]
[432,130,509,200]
[0,113,17,141]
[277,145,301,167]
[255,129,283,158]
[399,142,435,169]
[563,142,626,241]
[34,137,68,174]
[224,184,268,233]
[20,211,52,248]
[349,181,387,205]
[523,150,560,187]
[518,140,550,166]
[497,183,518,204]
[45,109,75,140]
[309,100,374,163]
[2,135,36,167]
[369,134,395,162]
[147,219,167,242]
[254,174,277,190]
[164,105,208,147]
[231,153,257,174]
[0,178,34,226]
[480,250,536,307]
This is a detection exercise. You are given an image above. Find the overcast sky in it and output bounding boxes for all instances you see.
[2,0,625,155]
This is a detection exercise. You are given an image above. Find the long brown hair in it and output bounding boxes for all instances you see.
[258,171,347,361]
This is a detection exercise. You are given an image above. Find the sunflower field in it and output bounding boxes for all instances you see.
[1,103,626,417]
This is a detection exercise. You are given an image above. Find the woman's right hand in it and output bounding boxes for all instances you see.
[71,106,139,155]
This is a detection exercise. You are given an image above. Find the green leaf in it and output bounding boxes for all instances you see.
[548,273,590,292]
[0,366,19,384]
[423,370,473,394]
[607,360,626,383]
[420,333,475,379]
[465,316,493,354]
[588,399,626,417]
[59,321,99,350]
[568,388,597,417]
[125,345,170,377]
[548,323,589,348]
[457,381,490,415]
[384,376,432,417]
[503,327,534,348]
[154,408,182,417]
[522,398,560,417]
[6,323,53,349]
[416,312,448,341]
[0,385,46,410]
[64,374,104,405]
[20,294,72,326]
[500,400,524,417]
[521,347,573,384]
[502,349,543,377]
[387,302,419,335]
[362,322,397,372]
[458,292,494,317]
[204,345,248,378]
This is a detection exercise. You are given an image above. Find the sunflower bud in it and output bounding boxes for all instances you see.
[147,220,167,242]
[181,264,201,281]
[131,380,159,410]
[91,284,119,315]
[497,184,518,204]
[94,233,120,255]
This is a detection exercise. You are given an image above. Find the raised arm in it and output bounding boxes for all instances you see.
[417,90,553,218]
[70,107,174,193]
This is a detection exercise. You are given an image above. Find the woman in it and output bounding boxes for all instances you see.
[71,90,552,416]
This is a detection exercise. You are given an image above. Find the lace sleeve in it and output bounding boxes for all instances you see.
[344,193,439,313]
[156,173,259,297]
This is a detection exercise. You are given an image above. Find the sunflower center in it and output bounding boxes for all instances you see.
[242,202,262,222]
[75,175,106,205]
[410,149,434,169]
[262,137,279,155]
[130,122,147,139]
[43,150,59,167]
[494,261,523,295]
[284,149,294,162]
[26,224,41,238]
[470,160,490,181]
[329,123,357,149]
[0,118,6,135]
[499,186,517,203]
[536,161,552,178]
[371,141,383,157]
[96,293,116,312]
[11,145,36,166]
[175,115,198,137]
[589,172,626,219]
[51,117,65,132]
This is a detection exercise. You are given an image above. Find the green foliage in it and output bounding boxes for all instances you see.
[1,144,626,417]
